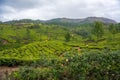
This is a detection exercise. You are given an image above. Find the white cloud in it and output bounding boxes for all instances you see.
[0,0,120,22]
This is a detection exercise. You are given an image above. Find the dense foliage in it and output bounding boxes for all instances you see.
[0,21,120,80]
[7,50,120,80]
[0,41,72,66]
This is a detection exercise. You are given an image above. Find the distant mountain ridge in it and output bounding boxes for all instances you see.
[3,17,117,26]
[45,17,117,27]
[46,17,116,24]
[81,17,117,24]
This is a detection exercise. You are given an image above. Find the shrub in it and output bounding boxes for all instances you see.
[9,50,120,80]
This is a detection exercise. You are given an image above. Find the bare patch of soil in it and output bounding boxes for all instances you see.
[0,66,18,80]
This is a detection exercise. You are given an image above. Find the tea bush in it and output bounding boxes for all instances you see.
[9,50,120,80]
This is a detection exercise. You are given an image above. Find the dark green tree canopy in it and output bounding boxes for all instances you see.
[92,21,104,39]
[65,32,71,42]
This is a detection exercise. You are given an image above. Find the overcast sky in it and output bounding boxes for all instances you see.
[0,0,120,22]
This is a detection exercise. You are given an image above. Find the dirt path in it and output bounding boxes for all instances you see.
[0,66,18,79]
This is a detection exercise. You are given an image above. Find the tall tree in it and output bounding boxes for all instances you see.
[109,24,117,35]
[65,32,71,42]
[117,23,120,33]
[25,28,31,40]
[92,21,104,40]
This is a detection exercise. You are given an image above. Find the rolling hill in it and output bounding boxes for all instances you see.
[3,17,117,27]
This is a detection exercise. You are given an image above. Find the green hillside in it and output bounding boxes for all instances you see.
[0,20,120,80]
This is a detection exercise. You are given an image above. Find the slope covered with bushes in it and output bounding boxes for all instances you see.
[8,50,120,80]
[0,41,72,66]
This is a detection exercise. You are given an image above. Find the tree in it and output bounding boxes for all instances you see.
[109,24,117,35]
[92,21,104,40]
[25,28,31,40]
[75,29,90,39]
[116,23,120,33]
[65,33,71,42]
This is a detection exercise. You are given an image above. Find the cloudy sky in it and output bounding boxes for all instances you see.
[0,0,120,22]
